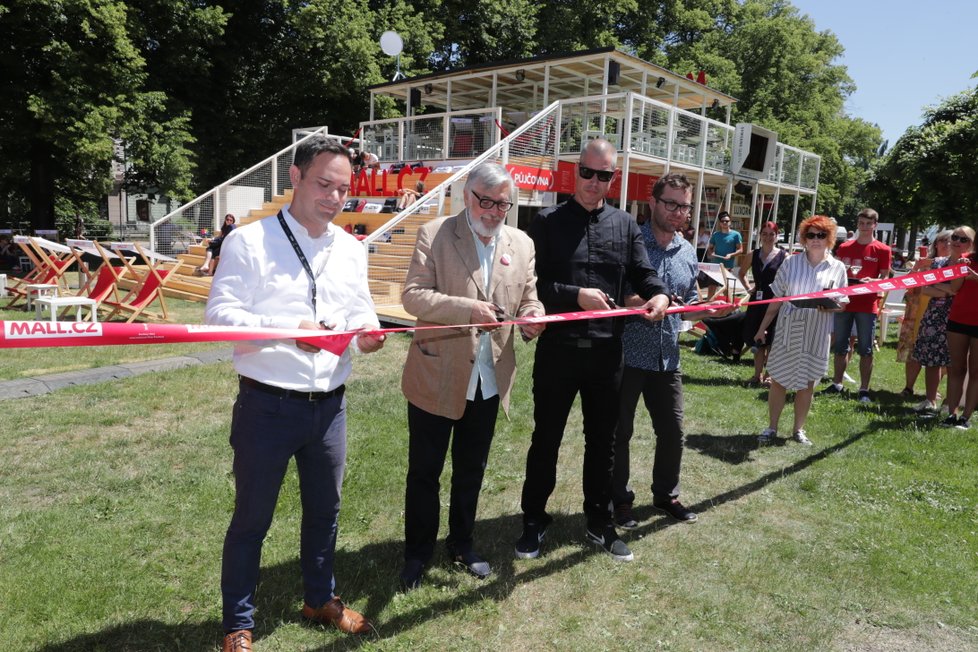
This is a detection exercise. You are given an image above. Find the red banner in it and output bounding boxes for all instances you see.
[505,164,556,191]
[553,161,658,201]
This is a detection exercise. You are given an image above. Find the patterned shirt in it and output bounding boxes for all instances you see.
[622,223,699,371]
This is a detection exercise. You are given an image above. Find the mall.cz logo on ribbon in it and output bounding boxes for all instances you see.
[5,321,103,339]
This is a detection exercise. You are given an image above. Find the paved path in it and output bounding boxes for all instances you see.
[0,349,232,400]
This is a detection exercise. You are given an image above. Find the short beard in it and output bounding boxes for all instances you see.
[467,210,503,239]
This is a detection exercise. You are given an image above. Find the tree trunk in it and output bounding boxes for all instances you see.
[29,142,56,231]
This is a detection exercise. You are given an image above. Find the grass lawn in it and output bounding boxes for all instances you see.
[1,330,976,651]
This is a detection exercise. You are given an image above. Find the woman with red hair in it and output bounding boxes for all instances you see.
[753,216,848,445]
[738,221,787,386]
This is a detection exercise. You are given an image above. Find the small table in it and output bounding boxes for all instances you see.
[35,296,98,323]
[25,283,60,311]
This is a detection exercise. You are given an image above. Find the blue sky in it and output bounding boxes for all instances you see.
[789,0,978,146]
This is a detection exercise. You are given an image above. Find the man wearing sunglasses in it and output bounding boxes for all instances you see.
[400,163,545,590]
[824,208,891,403]
[706,211,743,270]
[516,138,669,563]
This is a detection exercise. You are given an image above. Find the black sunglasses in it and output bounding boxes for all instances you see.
[471,190,514,212]
[578,165,614,182]
[951,234,972,243]
[804,231,828,240]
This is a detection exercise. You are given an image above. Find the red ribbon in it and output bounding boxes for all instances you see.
[1,265,968,353]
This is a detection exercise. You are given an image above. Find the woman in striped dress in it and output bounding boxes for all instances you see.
[753,215,848,445]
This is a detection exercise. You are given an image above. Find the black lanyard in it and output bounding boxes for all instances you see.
[277,210,330,314]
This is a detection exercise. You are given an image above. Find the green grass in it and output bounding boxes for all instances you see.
[1,333,977,651]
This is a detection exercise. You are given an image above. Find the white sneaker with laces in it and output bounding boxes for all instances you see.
[758,427,778,444]
[842,372,857,384]
[792,429,812,446]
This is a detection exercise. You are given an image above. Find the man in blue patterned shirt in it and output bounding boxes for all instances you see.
[612,173,734,527]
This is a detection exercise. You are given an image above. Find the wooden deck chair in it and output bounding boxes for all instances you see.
[4,236,75,308]
[64,239,129,313]
[100,242,183,322]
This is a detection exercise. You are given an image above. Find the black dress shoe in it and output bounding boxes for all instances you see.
[399,558,425,591]
[652,498,698,523]
[448,549,491,579]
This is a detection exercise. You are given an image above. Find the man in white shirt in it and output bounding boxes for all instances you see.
[206,136,385,652]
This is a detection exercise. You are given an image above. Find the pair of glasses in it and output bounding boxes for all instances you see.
[656,199,694,214]
[804,231,828,240]
[578,165,614,182]
[951,234,972,243]
[471,190,514,212]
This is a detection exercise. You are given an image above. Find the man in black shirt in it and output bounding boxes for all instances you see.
[516,138,669,562]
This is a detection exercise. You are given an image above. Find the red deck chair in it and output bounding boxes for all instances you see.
[4,236,75,308]
[100,242,182,322]
[65,239,128,308]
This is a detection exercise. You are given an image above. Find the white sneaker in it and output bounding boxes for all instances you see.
[842,372,857,384]
[792,429,812,446]
[758,427,778,444]
[913,399,937,414]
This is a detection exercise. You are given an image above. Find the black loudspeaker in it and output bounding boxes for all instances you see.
[608,61,620,85]
[409,88,421,109]
[735,180,753,196]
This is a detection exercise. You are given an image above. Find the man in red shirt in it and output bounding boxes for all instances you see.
[824,208,892,402]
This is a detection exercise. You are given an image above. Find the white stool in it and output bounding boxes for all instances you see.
[25,283,59,311]
[35,296,98,323]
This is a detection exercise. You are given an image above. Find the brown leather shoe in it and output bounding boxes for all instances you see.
[301,597,373,634]
[222,629,252,652]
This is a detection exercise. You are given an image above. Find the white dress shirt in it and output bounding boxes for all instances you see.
[205,205,380,392]
[465,217,499,401]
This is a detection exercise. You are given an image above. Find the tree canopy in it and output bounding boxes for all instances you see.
[1,0,899,230]
[864,83,978,235]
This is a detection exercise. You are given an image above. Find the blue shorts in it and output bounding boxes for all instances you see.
[832,312,877,357]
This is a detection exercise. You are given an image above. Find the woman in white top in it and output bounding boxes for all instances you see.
[753,215,848,446]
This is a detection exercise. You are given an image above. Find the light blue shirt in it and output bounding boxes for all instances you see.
[466,217,499,401]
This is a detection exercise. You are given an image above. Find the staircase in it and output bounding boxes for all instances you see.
[153,101,562,320]
[165,186,443,309]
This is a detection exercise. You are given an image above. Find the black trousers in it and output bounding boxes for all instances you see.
[612,367,685,507]
[520,337,623,529]
[404,388,499,563]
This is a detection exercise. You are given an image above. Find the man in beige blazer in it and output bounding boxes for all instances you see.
[399,162,544,590]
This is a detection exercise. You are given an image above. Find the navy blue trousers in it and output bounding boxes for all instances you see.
[221,381,346,633]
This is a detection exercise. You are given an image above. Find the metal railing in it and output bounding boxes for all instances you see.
[359,108,503,164]
[360,102,560,307]
[554,91,819,190]
[150,127,332,256]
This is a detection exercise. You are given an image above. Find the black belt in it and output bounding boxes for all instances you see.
[239,376,345,402]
